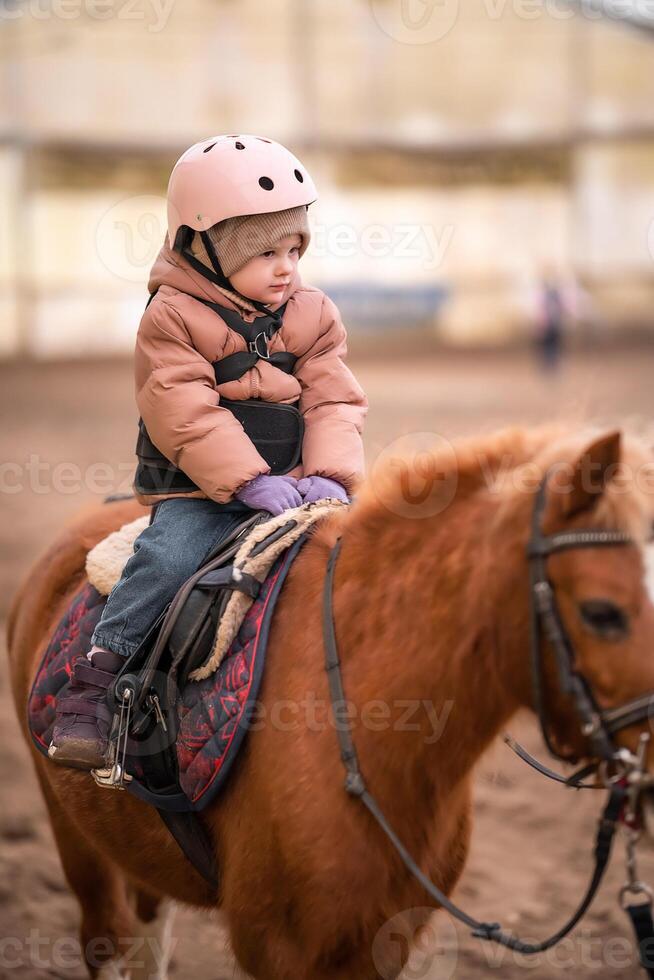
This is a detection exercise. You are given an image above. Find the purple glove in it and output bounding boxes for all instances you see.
[297,475,349,504]
[235,474,302,516]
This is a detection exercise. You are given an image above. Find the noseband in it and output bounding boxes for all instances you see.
[322,471,654,969]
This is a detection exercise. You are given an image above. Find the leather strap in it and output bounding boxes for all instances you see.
[503,734,601,789]
[527,475,640,764]
[322,536,627,953]
[196,566,261,599]
[603,695,654,734]
[626,902,654,977]
[156,808,218,892]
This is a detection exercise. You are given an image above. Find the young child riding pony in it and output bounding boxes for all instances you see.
[49,135,368,771]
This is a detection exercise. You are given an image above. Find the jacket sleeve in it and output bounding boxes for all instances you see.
[135,300,270,502]
[294,295,368,492]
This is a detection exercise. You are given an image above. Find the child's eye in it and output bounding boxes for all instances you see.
[289,246,299,255]
[262,250,274,258]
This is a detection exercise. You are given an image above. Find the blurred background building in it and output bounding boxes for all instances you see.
[1,0,654,355]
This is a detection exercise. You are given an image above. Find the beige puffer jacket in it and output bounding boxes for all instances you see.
[133,241,368,506]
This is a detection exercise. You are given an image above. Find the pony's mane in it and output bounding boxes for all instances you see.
[350,422,654,543]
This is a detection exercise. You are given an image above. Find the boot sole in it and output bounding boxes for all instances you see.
[48,740,109,772]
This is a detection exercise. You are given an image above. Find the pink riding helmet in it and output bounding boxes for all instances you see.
[167,134,318,249]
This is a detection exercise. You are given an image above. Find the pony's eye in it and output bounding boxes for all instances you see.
[578,599,630,640]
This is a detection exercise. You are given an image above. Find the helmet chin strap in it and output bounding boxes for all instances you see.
[179,229,281,322]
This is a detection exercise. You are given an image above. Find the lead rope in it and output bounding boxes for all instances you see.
[626,897,654,978]
[621,735,654,978]
[322,537,629,955]
[623,824,654,978]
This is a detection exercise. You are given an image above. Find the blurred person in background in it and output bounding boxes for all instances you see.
[535,268,567,371]
[530,266,594,372]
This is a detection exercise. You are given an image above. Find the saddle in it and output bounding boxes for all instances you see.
[107,509,267,736]
[28,496,345,888]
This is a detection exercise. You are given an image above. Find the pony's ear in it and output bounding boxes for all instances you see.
[559,430,621,519]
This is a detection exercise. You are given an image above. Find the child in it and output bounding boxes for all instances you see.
[49,135,368,770]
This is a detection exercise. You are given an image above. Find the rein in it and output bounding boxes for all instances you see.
[322,473,654,971]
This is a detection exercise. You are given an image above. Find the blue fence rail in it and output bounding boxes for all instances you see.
[315,282,450,331]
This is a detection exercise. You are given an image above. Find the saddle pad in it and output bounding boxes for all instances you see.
[28,542,302,810]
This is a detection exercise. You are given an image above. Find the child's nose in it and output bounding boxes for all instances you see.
[275,255,293,276]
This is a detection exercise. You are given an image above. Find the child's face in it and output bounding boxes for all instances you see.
[229,233,302,306]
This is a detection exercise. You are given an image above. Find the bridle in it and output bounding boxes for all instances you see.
[322,471,654,970]
[527,473,654,767]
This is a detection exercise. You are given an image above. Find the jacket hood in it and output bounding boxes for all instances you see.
[147,238,301,319]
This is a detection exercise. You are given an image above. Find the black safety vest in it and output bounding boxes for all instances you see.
[133,294,304,498]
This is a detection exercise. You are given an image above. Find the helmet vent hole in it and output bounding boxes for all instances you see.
[259,176,274,191]
[257,138,271,143]
[294,169,304,183]
[235,141,245,150]
[203,143,216,154]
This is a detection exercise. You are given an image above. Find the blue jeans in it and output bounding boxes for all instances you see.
[91,498,250,659]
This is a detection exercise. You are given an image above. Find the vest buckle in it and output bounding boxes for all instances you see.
[249,332,271,360]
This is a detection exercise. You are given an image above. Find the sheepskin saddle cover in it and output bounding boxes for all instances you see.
[85,499,345,678]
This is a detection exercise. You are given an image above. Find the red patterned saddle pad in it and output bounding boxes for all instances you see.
[28,542,301,810]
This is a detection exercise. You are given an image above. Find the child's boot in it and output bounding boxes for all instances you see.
[48,647,124,770]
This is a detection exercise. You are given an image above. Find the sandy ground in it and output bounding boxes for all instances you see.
[2,346,654,979]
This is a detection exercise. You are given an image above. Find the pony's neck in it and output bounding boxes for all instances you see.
[334,491,530,824]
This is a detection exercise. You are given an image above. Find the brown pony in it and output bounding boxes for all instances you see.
[7,424,654,979]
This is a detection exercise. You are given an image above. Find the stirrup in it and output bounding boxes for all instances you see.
[91,683,135,790]
[91,759,133,790]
